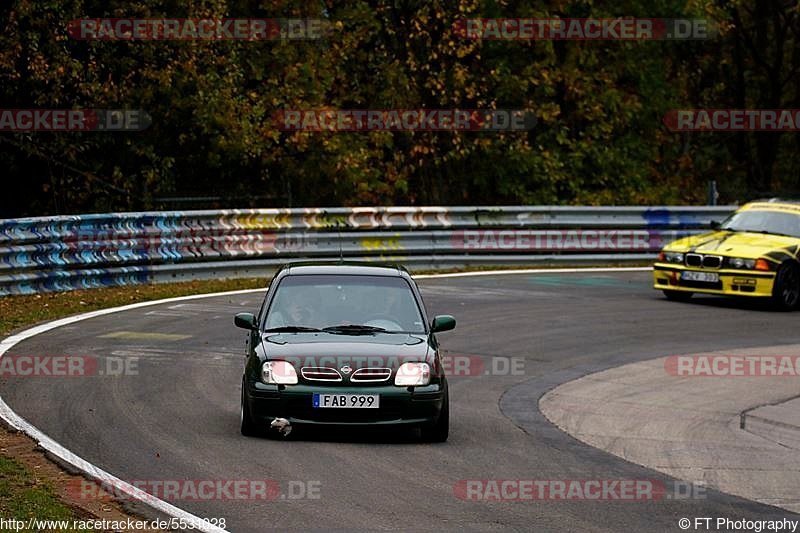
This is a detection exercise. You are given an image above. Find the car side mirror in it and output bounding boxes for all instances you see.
[431,315,456,333]
[709,220,720,229]
[235,312,258,330]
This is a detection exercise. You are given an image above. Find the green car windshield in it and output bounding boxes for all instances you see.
[264,274,426,334]
[720,210,800,238]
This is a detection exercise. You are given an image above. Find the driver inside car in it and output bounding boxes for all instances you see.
[266,289,319,329]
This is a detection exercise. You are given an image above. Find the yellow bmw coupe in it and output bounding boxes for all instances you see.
[654,200,800,310]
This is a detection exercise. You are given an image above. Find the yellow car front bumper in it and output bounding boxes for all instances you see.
[653,263,776,297]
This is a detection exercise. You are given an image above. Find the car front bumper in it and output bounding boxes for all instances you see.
[653,263,776,297]
[244,381,446,427]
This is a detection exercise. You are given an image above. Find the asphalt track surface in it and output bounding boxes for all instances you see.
[3,271,800,532]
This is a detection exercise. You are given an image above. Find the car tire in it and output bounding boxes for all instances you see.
[240,381,261,437]
[420,390,449,443]
[771,262,800,311]
[663,290,693,302]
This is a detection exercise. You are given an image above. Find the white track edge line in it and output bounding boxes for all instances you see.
[0,266,652,532]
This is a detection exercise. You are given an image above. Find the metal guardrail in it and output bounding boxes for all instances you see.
[0,206,736,295]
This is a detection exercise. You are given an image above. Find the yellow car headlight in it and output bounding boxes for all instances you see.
[728,257,756,270]
[659,251,684,264]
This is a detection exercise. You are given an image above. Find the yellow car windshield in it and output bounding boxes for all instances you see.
[720,210,800,239]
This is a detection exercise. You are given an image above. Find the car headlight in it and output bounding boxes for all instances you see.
[728,257,756,270]
[394,362,431,386]
[261,361,298,385]
[659,251,684,264]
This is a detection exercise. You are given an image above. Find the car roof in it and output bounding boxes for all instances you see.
[742,200,800,213]
[277,261,410,278]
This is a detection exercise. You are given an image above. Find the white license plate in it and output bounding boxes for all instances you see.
[312,393,379,409]
[681,271,719,283]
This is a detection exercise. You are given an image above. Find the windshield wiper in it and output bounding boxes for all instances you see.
[263,325,322,333]
[743,229,793,238]
[321,324,387,335]
[720,227,794,238]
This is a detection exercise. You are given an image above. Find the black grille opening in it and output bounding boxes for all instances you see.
[351,368,392,382]
[301,367,342,382]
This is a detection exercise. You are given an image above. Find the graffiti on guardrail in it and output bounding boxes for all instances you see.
[0,206,735,295]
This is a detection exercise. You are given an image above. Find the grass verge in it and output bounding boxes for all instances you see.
[0,454,86,531]
[0,278,267,337]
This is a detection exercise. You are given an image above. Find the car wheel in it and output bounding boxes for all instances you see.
[772,262,800,311]
[240,381,261,437]
[420,391,449,443]
[663,290,693,302]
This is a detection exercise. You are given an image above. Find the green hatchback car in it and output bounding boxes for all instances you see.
[235,262,456,441]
